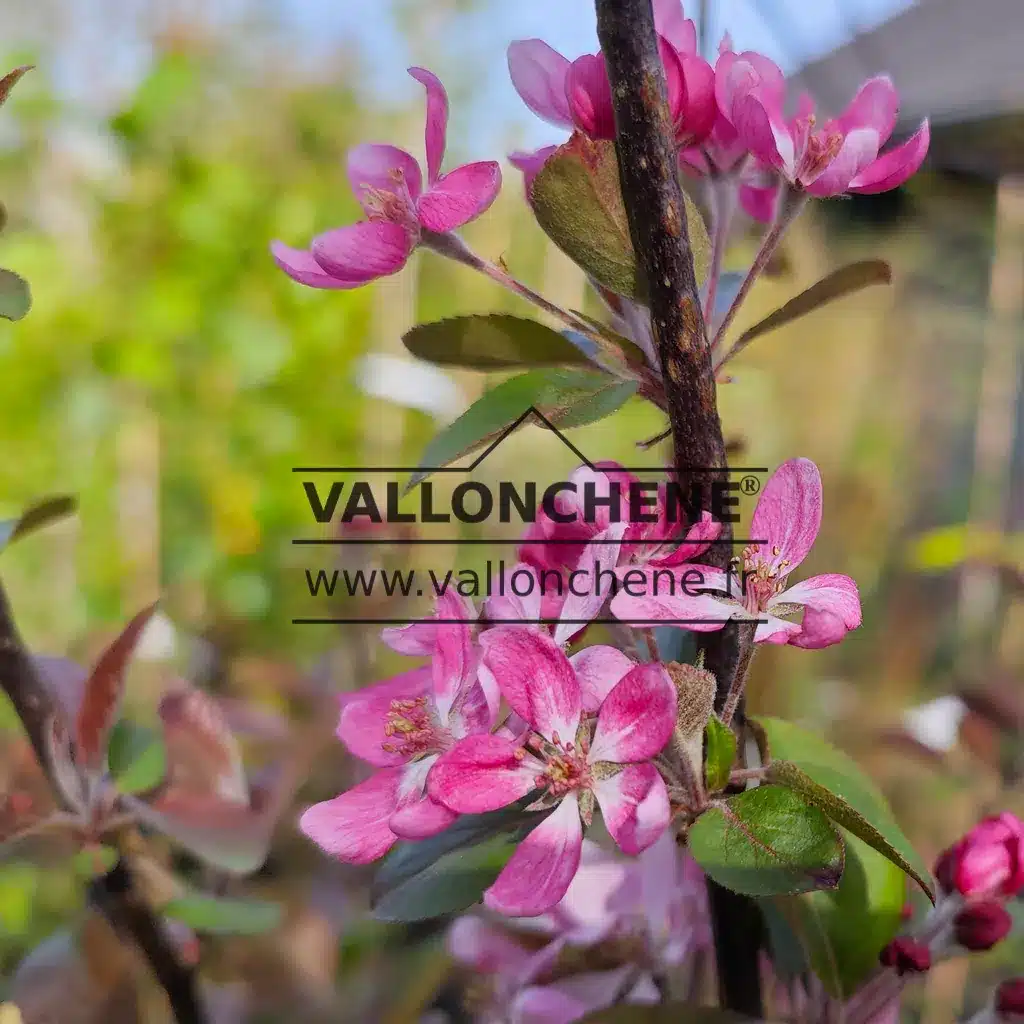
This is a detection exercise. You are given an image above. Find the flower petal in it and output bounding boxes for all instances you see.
[835,75,899,146]
[609,567,740,630]
[428,734,540,814]
[299,768,400,864]
[778,573,862,648]
[653,510,724,566]
[589,664,675,763]
[417,161,502,233]
[311,221,413,282]
[849,120,930,195]
[336,666,433,767]
[380,619,437,656]
[593,763,670,855]
[739,182,779,223]
[753,614,803,645]
[484,794,583,916]
[480,627,581,742]
[513,968,635,1024]
[408,67,449,184]
[271,242,362,290]
[388,793,457,840]
[432,590,476,724]
[509,145,558,195]
[750,458,822,575]
[346,142,422,209]
[554,523,625,646]
[507,39,573,128]
[566,53,616,140]
[447,916,536,975]
[804,127,880,197]
[653,0,697,54]
[569,645,636,713]
[674,52,717,147]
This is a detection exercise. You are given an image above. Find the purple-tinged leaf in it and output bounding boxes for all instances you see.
[74,603,158,774]
[0,65,32,106]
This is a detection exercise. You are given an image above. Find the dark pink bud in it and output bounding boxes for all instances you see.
[936,813,1024,898]
[953,901,1013,951]
[879,937,931,975]
[996,979,1024,1020]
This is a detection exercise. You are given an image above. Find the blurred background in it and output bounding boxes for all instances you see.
[0,0,1022,1020]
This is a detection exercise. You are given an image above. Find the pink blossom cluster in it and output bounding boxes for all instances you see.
[300,458,861,916]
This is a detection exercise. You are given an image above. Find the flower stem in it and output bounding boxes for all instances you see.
[710,186,808,353]
[702,175,738,328]
[719,621,758,727]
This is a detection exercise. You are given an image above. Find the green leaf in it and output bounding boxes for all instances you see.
[582,1005,751,1023]
[756,716,934,902]
[774,833,905,998]
[402,314,593,370]
[71,845,119,880]
[688,785,844,897]
[0,269,30,321]
[107,721,167,795]
[162,892,282,935]
[0,496,76,553]
[767,759,933,902]
[372,834,518,923]
[407,368,638,491]
[725,260,891,357]
[531,134,709,300]
[704,714,737,792]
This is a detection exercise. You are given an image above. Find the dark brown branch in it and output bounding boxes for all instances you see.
[593,0,762,1014]
[0,581,206,1024]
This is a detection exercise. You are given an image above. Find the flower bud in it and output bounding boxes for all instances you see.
[935,813,1024,898]
[953,902,1012,951]
[996,979,1024,1021]
[879,937,931,975]
[666,661,716,780]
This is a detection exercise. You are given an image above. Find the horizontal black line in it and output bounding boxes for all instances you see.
[291,466,769,474]
[292,618,767,625]
[292,537,766,546]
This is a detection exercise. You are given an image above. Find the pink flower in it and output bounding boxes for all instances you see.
[507,0,714,160]
[935,813,1024,899]
[610,458,862,648]
[299,592,496,863]
[429,629,674,915]
[715,52,930,197]
[272,68,501,290]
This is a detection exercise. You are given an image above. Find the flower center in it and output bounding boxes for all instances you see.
[361,171,420,234]
[522,731,593,798]
[381,696,440,757]
[797,127,845,184]
[740,544,790,613]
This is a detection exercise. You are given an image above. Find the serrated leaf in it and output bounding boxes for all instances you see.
[724,260,891,358]
[582,1008,749,1024]
[406,368,637,491]
[0,269,30,321]
[162,892,282,935]
[531,134,709,301]
[0,496,76,553]
[372,833,517,923]
[402,314,592,370]
[688,785,844,897]
[705,714,737,792]
[107,721,167,795]
[767,760,933,902]
[75,603,158,774]
[756,716,934,902]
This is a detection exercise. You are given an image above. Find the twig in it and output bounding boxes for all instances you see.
[0,581,206,1024]
[594,0,762,1013]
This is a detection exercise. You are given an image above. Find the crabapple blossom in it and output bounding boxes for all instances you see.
[610,458,862,648]
[934,812,1024,899]
[299,591,496,863]
[272,68,500,290]
[429,628,675,915]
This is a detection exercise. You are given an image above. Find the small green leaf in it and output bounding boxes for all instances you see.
[724,260,891,359]
[531,134,709,300]
[767,760,933,902]
[704,714,737,792]
[0,496,76,552]
[71,845,118,880]
[756,717,934,902]
[372,834,517,923]
[582,1005,750,1023]
[107,721,167,795]
[688,785,844,897]
[0,269,30,321]
[163,892,282,935]
[407,368,637,491]
[402,314,593,370]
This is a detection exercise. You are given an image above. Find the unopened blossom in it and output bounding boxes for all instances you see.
[272,68,500,290]
[997,979,1024,1020]
[611,458,862,648]
[934,812,1024,899]
[715,51,930,197]
[507,0,714,177]
[299,592,496,862]
[879,936,931,975]
[953,901,1013,952]
[430,628,674,915]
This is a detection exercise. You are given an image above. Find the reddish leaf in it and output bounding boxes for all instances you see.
[158,685,248,806]
[0,65,32,106]
[74,603,158,774]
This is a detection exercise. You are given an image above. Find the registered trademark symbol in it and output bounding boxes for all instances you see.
[740,475,761,496]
